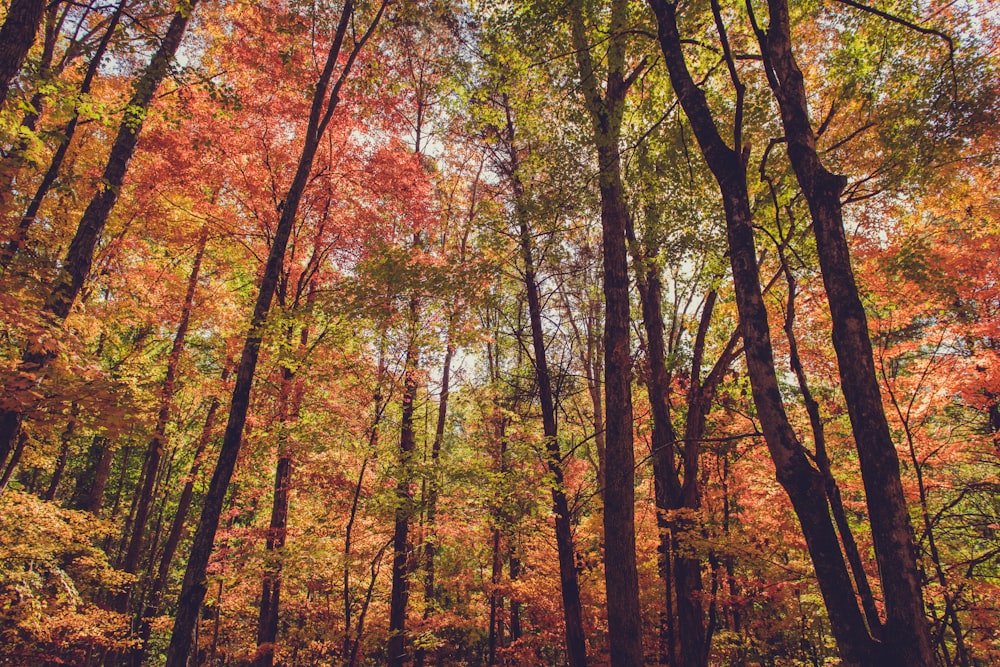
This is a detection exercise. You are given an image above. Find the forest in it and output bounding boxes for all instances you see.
[0,0,998,665]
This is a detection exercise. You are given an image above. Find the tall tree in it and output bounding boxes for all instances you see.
[646,1,883,664]
[751,3,934,664]
[163,3,389,664]
[567,1,645,662]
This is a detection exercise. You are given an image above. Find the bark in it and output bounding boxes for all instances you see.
[628,222,690,666]
[509,551,522,641]
[0,432,27,494]
[782,263,882,636]
[69,436,113,513]
[754,4,933,664]
[0,0,200,472]
[70,435,111,512]
[647,2,881,664]
[414,333,453,667]
[0,0,61,221]
[344,399,384,666]
[255,324,307,667]
[568,2,644,662]
[0,0,46,107]
[43,407,77,501]
[487,527,503,666]
[254,383,293,667]
[163,5,386,664]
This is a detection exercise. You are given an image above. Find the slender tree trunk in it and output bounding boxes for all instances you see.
[517,202,588,667]
[647,2,880,664]
[388,334,419,667]
[256,323,307,667]
[415,331,454,667]
[0,0,46,107]
[164,6,387,664]
[0,0,201,468]
[509,550,522,642]
[128,374,224,667]
[43,407,77,501]
[628,222,692,666]
[754,4,933,664]
[568,2,644,662]
[782,263,882,636]
[488,526,503,666]
[1,0,127,269]
[119,227,207,616]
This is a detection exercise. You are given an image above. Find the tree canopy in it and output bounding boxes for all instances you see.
[0,0,998,665]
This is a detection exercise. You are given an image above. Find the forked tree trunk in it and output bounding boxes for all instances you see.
[647,2,881,664]
[754,4,933,664]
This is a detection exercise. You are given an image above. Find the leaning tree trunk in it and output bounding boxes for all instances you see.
[128,367,226,667]
[754,4,934,664]
[120,228,207,604]
[0,0,201,472]
[518,199,589,667]
[163,4,388,664]
[1,0,128,269]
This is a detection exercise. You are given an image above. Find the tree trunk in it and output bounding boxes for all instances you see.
[0,0,46,107]
[70,435,113,513]
[782,263,882,636]
[119,227,207,621]
[0,0,60,223]
[518,209,589,667]
[256,324,307,667]
[754,4,933,664]
[568,2,644,662]
[488,526,503,666]
[163,5,386,664]
[415,331,454,667]
[388,357,418,667]
[128,372,225,667]
[43,407,77,501]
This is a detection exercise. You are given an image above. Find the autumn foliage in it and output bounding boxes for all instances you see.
[0,1,998,666]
